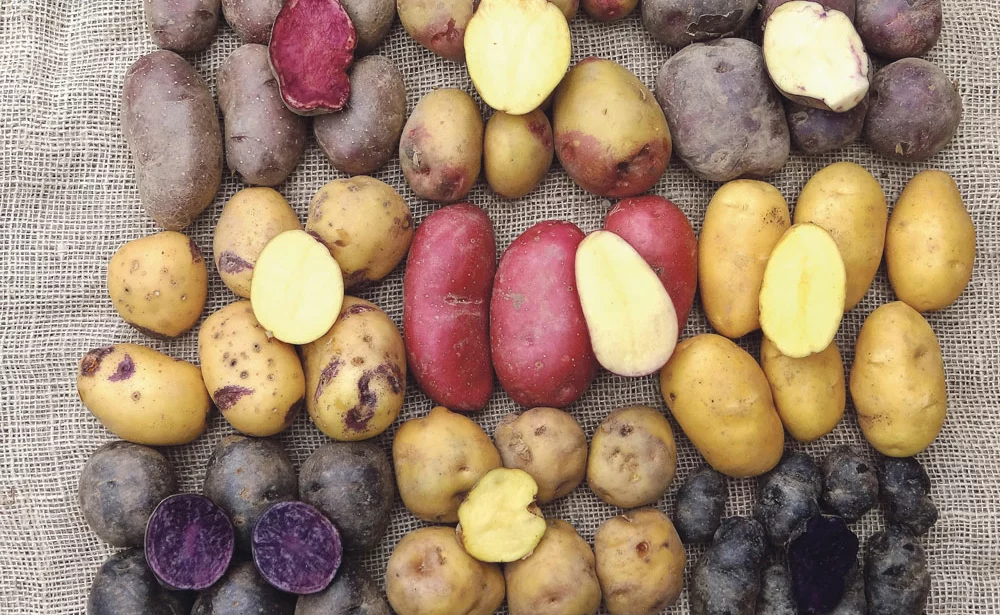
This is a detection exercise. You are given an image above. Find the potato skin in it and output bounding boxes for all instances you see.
[144,0,219,53]
[760,337,846,442]
[87,549,192,615]
[122,50,222,231]
[856,0,941,60]
[314,56,406,176]
[484,110,554,199]
[699,180,790,338]
[341,0,395,54]
[494,407,588,504]
[786,95,868,155]
[850,301,947,457]
[549,0,580,19]
[642,0,757,48]
[505,519,601,615]
[300,297,406,441]
[588,406,677,509]
[221,0,282,43]
[107,231,208,339]
[656,38,789,181]
[77,344,210,446]
[582,0,638,21]
[886,170,975,312]
[397,0,475,62]
[192,560,294,615]
[661,334,784,477]
[491,221,596,408]
[690,517,768,615]
[295,563,391,615]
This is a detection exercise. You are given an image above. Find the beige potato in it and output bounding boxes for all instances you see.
[699,180,790,338]
[760,337,846,442]
[397,0,475,62]
[886,170,976,312]
[595,508,686,615]
[392,406,501,522]
[850,301,947,457]
[300,297,406,441]
[198,301,304,437]
[457,468,547,563]
[107,231,208,339]
[494,407,588,504]
[484,110,554,199]
[587,406,677,509]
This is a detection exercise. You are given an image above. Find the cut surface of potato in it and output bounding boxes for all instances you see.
[759,224,846,359]
[250,230,344,345]
[576,231,678,377]
[465,0,571,114]
[457,468,546,563]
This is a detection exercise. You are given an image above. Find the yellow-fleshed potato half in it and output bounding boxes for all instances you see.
[795,161,888,311]
[465,0,571,115]
[504,519,602,615]
[850,301,947,457]
[484,110,554,199]
[457,468,547,562]
[198,301,305,437]
[886,170,976,312]
[760,337,846,442]
[587,406,677,509]
[305,176,414,288]
[77,344,209,446]
[392,406,502,523]
[300,297,406,441]
[386,526,505,615]
[594,508,686,615]
[494,407,588,504]
[576,230,678,377]
[660,334,784,477]
[699,180,791,338]
[250,229,344,345]
[107,231,208,338]
[213,187,302,298]
[759,224,846,358]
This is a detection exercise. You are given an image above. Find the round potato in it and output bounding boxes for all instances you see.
[587,406,677,509]
[221,0,282,43]
[582,0,637,20]
[494,407,588,504]
[296,563,390,615]
[107,231,208,339]
[760,337,846,442]
[397,0,475,62]
[484,110,554,199]
[341,0,395,54]
[144,0,219,53]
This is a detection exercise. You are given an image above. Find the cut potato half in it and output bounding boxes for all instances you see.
[457,468,547,563]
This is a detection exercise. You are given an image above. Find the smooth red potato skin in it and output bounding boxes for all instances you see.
[604,196,698,332]
[582,0,638,21]
[404,204,496,411]
[491,221,597,408]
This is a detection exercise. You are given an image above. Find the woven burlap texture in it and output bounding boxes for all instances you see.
[1,0,999,612]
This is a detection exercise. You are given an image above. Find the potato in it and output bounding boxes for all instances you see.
[122,50,222,231]
[785,95,869,156]
[218,44,308,186]
[595,509,686,615]
[457,468,547,562]
[392,406,501,523]
[690,517,768,615]
[404,204,496,411]
[794,161,888,311]
[850,301,947,457]
[300,297,406,441]
[699,180,790,338]
[221,0,282,43]
[386,526,505,615]
[341,0,395,54]
[755,452,821,546]
[673,465,727,543]
[192,560,294,615]
[491,221,596,408]
[655,38,789,181]
[760,337,846,442]
[856,0,941,60]
[296,564,390,615]
[77,344,210,446]
[213,187,302,298]
[399,88,483,203]
[582,0,638,21]
[107,231,208,339]
[494,407,588,504]
[864,58,962,161]
[549,0,580,19]
[144,0,219,53]
[642,0,757,48]
[397,0,475,62]
[660,334,784,477]
[865,526,931,615]
[886,170,976,312]
[504,519,602,615]
[306,177,413,288]
[587,406,677,509]
[314,56,406,176]
[483,110,554,199]
[87,549,192,615]
[553,58,671,198]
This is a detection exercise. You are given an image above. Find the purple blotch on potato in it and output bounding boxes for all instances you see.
[108,354,135,382]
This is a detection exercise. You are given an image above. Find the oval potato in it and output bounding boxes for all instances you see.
[760,337,846,442]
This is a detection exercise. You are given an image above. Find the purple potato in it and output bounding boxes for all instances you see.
[787,515,860,615]
[821,445,879,522]
[192,560,295,615]
[642,0,757,49]
[88,549,193,615]
[757,563,796,615]
[877,456,938,536]
[144,0,220,53]
[294,562,390,615]
[690,517,769,615]
[786,96,869,155]
[856,0,941,60]
[145,494,235,591]
[252,501,343,594]
[674,464,727,543]
[865,526,930,615]
[756,452,821,546]
[221,0,283,43]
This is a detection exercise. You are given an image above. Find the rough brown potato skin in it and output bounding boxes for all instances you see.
[341,0,396,54]
[655,38,789,181]
[786,95,868,155]
[221,0,282,43]
[122,50,223,231]
[218,44,308,186]
[144,0,220,53]
[315,56,406,176]
[856,0,941,60]
[758,0,856,28]
[642,0,757,48]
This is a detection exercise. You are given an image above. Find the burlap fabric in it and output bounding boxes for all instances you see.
[1,0,998,612]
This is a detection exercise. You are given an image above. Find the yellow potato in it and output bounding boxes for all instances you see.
[494,407,588,504]
[886,170,976,312]
[77,344,209,445]
[760,337,846,442]
[850,301,947,457]
[107,231,207,338]
[300,297,406,441]
[457,468,546,563]
[484,110,554,199]
[699,180,791,338]
[794,161,888,311]
[660,334,784,477]
[198,301,305,437]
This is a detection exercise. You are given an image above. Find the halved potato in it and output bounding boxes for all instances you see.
[457,469,546,562]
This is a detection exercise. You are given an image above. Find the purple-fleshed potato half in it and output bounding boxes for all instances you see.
[145,494,235,591]
[252,501,343,594]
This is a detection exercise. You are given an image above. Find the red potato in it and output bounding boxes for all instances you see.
[491,221,597,408]
[404,204,497,411]
[604,196,698,333]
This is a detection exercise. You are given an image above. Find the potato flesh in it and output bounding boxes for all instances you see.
[458,469,546,563]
